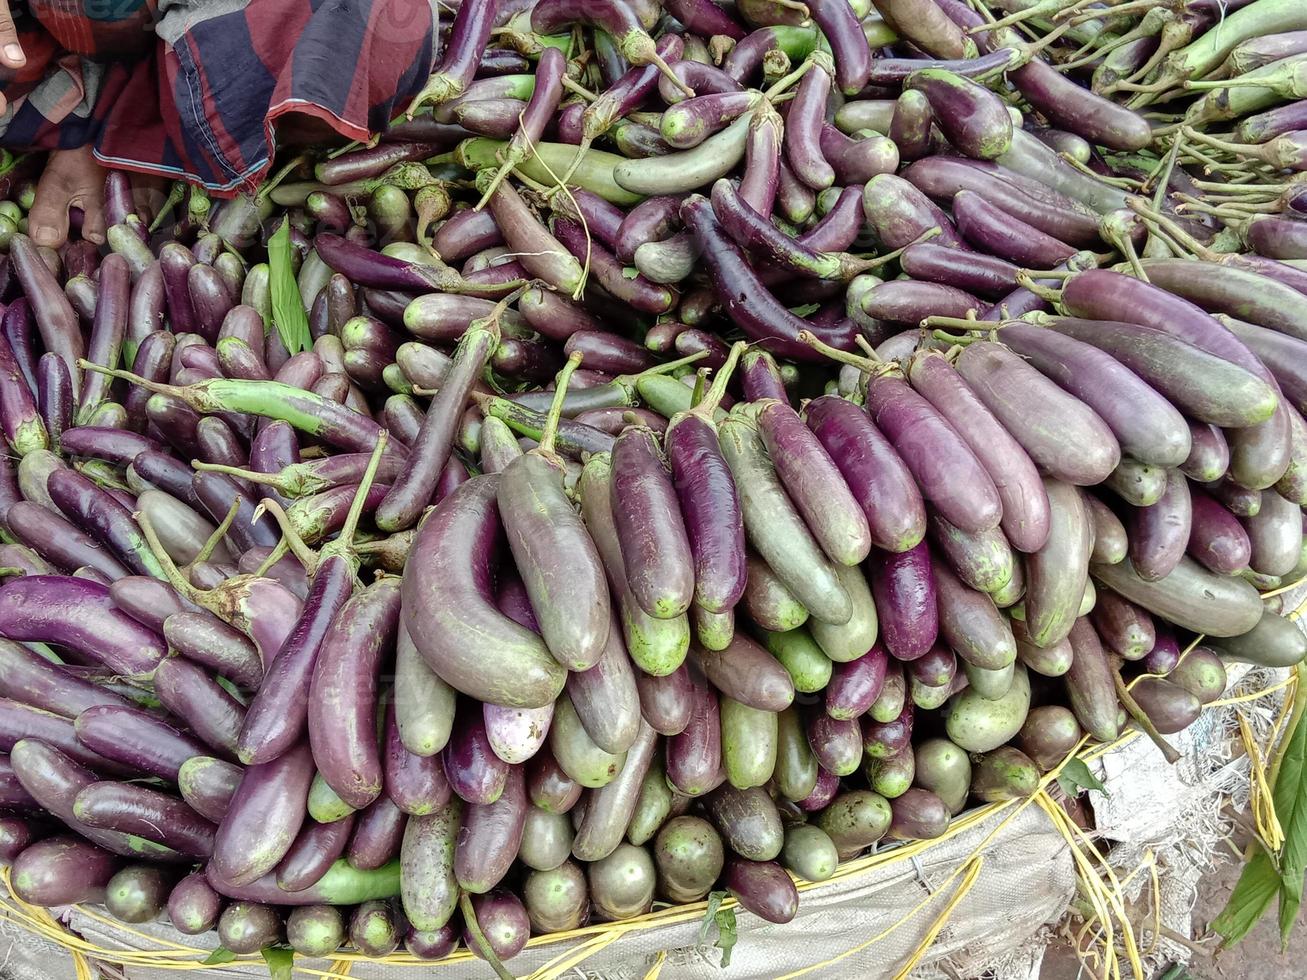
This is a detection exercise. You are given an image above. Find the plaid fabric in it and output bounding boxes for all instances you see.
[0,0,438,193]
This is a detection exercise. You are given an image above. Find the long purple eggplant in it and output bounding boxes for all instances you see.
[954,340,1121,487]
[308,577,402,810]
[804,394,926,553]
[211,741,315,887]
[0,575,164,678]
[403,477,567,708]
[10,235,85,386]
[906,349,1050,553]
[74,704,208,780]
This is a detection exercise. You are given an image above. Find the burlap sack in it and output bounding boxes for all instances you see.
[0,802,1074,980]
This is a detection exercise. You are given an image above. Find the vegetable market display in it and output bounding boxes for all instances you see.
[1,0,1307,972]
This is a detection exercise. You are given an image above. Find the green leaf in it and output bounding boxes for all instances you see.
[202,947,237,965]
[714,906,738,968]
[267,218,312,355]
[1217,678,1307,949]
[1273,690,1307,949]
[1279,867,1303,949]
[699,890,726,944]
[697,891,738,968]
[621,266,639,280]
[261,945,293,980]
[1212,850,1280,947]
[1057,758,1109,798]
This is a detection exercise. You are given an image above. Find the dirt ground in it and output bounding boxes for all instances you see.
[1039,825,1307,980]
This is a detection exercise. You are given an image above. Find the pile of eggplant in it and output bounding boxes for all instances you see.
[1,0,1307,971]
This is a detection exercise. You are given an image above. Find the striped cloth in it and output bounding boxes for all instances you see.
[0,0,439,193]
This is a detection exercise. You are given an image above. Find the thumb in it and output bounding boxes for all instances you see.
[0,3,24,70]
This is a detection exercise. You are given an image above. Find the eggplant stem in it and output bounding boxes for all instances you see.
[762,55,816,102]
[321,430,389,567]
[923,315,1006,333]
[1114,666,1180,764]
[537,352,584,458]
[191,461,288,494]
[1059,152,1141,189]
[1144,131,1182,207]
[624,349,709,383]
[651,51,697,99]
[254,539,291,577]
[797,330,877,371]
[458,893,516,980]
[692,341,747,417]
[148,182,187,234]
[853,335,887,364]
[560,76,597,102]
[134,509,206,603]
[193,498,241,566]
[1127,199,1218,259]
[1118,233,1149,281]
[253,498,320,572]
[690,367,709,407]
[255,152,310,205]
[78,361,182,399]
[931,331,977,347]
[1013,274,1064,302]
[858,227,941,273]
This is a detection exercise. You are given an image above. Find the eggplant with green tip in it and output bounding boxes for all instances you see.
[520,806,575,871]
[970,747,1040,802]
[808,560,879,661]
[1129,677,1202,735]
[588,843,656,921]
[1092,557,1264,638]
[655,814,725,903]
[781,823,839,882]
[888,787,951,840]
[765,626,835,694]
[1208,611,1307,668]
[524,861,589,933]
[1024,479,1091,650]
[550,693,628,789]
[1018,705,1083,771]
[933,553,1017,669]
[815,789,892,857]
[1064,617,1121,742]
[944,664,1031,753]
[913,739,972,815]
[1169,648,1227,705]
[693,632,796,710]
[706,784,784,861]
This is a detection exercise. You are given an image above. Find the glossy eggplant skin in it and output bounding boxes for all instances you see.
[804,395,926,553]
[908,350,1050,553]
[665,413,747,614]
[308,577,403,810]
[498,453,612,671]
[612,426,695,619]
[718,413,852,626]
[402,477,567,708]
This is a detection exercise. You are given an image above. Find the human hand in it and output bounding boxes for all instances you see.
[29,146,106,247]
[0,0,26,116]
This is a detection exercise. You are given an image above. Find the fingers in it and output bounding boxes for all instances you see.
[28,148,106,248]
[0,3,25,70]
[28,166,71,248]
[75,187,107,245]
